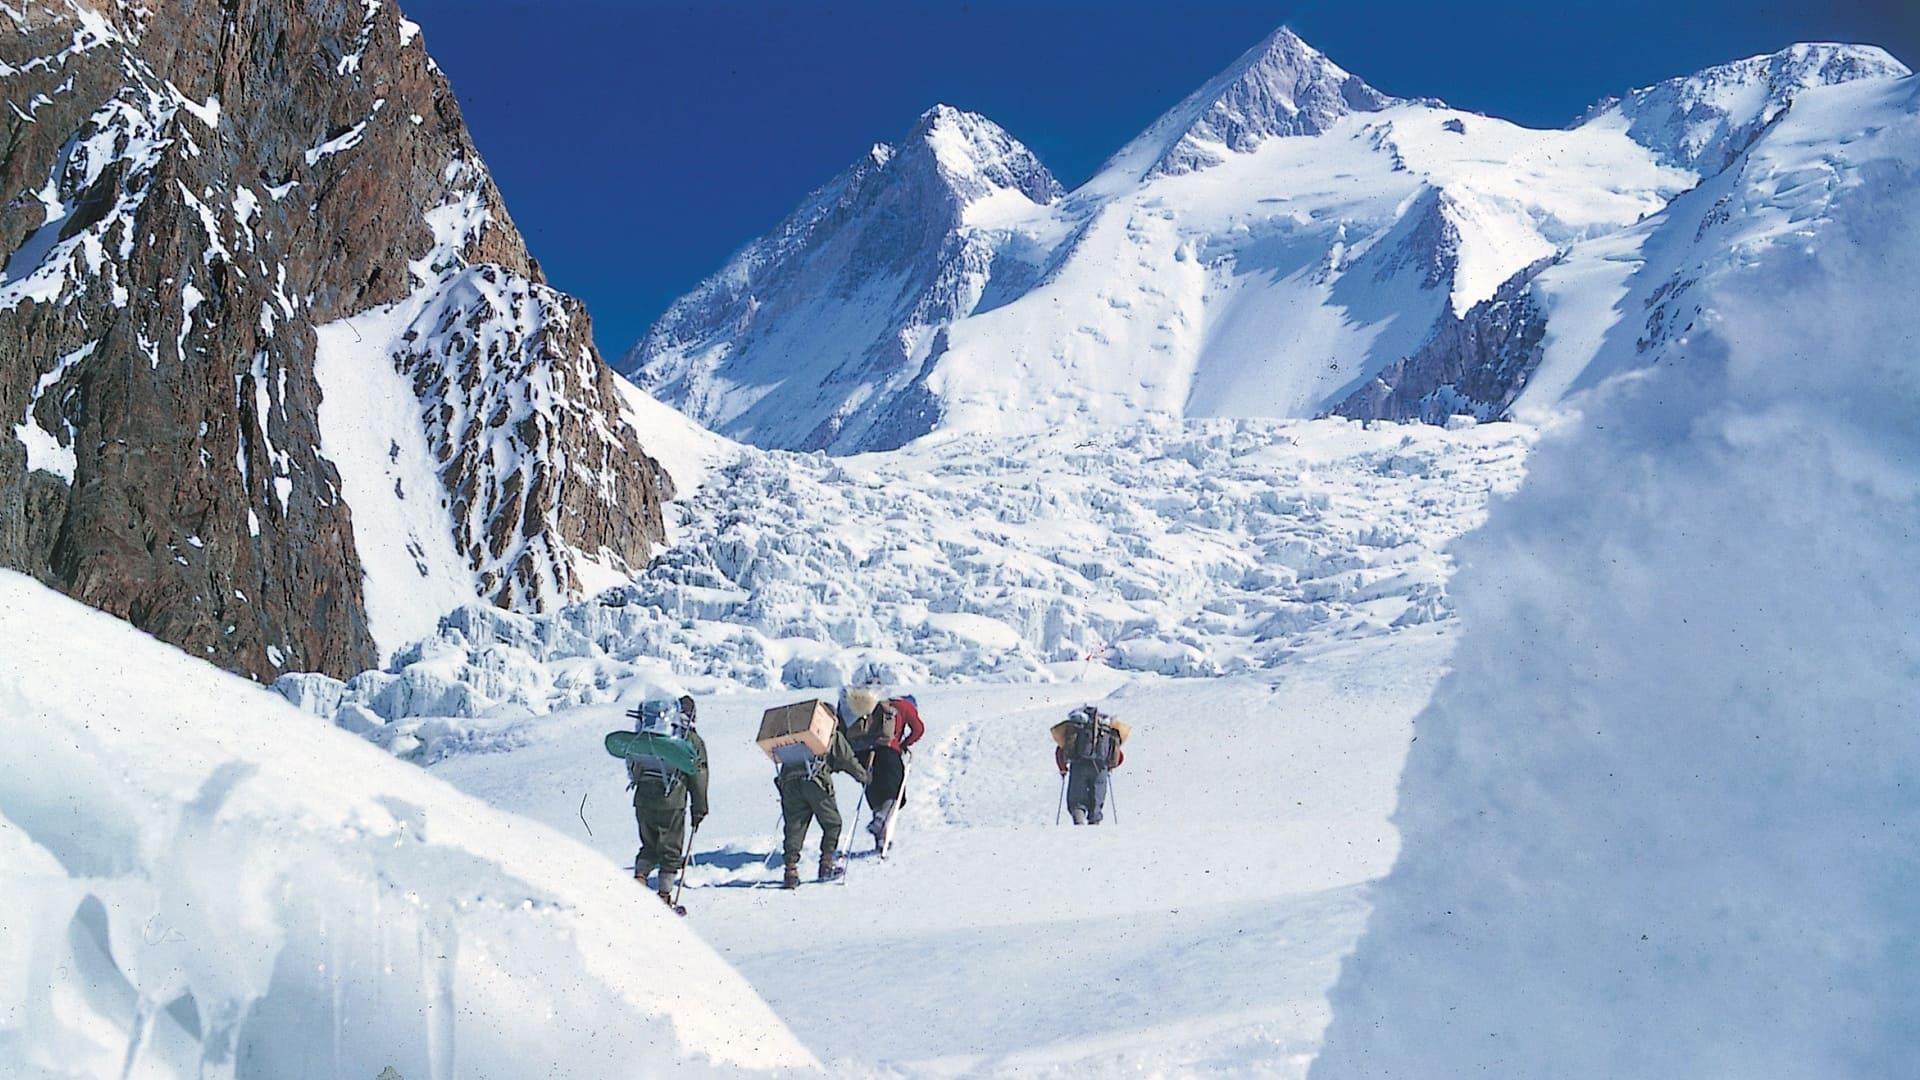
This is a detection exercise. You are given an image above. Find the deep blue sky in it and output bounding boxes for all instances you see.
[401,0,1918,359]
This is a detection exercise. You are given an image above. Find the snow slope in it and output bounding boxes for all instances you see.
[628,31,1903,451]
[630,105,1064,452]
[432,628,1455,1074]
[313,172,672,659]
[929,97,1686,434]
[1584,41,1910,172]
[1501,47,1915,421]
[272,418,1530,743]
[0,570,814,1077]
[1314,71,1920,1078]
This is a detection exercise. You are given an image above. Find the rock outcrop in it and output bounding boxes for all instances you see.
[1330,258,1554,423]
[1,1,668,679]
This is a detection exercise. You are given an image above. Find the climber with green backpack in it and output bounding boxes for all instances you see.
[605,694,708,914]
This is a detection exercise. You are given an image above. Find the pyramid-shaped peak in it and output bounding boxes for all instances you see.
[898,103,1063,207]
[1107,24,1401,182]
[913,102,993,131]
[1244,27,1352,77]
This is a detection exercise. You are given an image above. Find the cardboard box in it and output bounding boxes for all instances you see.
[757,699,837,762]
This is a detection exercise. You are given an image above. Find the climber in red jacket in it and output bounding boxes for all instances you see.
[864,695,923,851]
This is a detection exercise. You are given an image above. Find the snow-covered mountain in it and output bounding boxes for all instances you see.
[629,104,1063,452]
[0,0,673,677]
[627,29,1908,450]
[1316,68,1920,1078]
[1100,25,1401,182]
[1355,41,1913,423]
[1584,41,1912,172]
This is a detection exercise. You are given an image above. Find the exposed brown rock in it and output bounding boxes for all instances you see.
[1,1,667,679]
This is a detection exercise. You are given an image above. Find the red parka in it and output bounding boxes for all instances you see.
[887,696,925,752]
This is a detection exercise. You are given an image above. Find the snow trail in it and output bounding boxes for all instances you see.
[433,628,1452,1073]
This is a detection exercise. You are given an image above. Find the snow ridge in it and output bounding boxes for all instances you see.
[1582,42,1911,172]
[628,105,1063,452]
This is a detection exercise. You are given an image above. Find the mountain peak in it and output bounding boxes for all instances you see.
[912,102,983,131]
[1105,24,1399,182]
[1582,41,1912,172]
[899,103,1063,208]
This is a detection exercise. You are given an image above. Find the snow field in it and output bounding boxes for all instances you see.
[0,570,814,1078]
[433,628,1458,1074]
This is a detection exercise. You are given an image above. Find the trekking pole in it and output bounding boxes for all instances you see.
[674,825,698,907]
[764,810,785,870]
[839,783,868,883]
[1055,772,1067,825]
[881,755,911,857]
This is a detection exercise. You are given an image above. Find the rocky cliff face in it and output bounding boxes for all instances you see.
[1330,258,1554,423]
[1,1,668,679]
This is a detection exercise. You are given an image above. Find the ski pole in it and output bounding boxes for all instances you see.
[1106,771,1118,824]
[1056,771,1067,825]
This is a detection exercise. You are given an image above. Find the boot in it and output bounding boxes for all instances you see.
[782,864,800,890]
[817,852,843,882]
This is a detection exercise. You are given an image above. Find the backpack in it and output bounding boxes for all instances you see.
[841,692,897,753]
[627,752,680,798]
[626,702,690,798]
[1065,707,1119,767]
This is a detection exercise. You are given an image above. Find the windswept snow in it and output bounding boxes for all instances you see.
[1315,71,1920,1079]
[0,570,815,1077]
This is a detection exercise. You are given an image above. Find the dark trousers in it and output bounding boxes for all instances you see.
[634,795,688,883]
[866,747,906,811]
[1066,762,1109,825]
[776,772,842,867]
